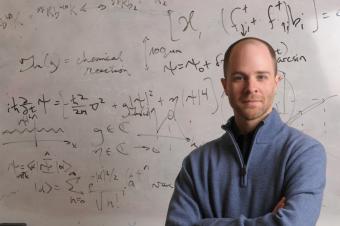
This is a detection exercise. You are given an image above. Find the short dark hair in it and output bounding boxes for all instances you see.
[223,37,277,77]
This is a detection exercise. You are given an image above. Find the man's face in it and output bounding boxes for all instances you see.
[221,41,280,123]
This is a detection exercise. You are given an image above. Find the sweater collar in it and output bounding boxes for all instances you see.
[221,109,284,144]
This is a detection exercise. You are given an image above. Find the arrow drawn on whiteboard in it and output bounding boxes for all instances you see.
[286,94,338,125]
[0,191,18,202]
[143,36,150,71]
[2,139,71,146]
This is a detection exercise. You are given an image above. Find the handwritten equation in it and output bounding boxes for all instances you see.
[1,0,340,38]
[18,51,131,76]
[6,150,172,212]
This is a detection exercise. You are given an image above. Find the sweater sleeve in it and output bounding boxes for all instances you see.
[165,158,202,226]
[165,143,326,226]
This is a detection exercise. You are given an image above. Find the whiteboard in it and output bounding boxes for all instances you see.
[0,0,339,225]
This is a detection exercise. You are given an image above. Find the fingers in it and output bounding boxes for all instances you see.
[272,197,286,214]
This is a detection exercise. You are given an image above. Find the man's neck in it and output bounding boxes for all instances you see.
[234,112,271,134]
[234,118,260,135]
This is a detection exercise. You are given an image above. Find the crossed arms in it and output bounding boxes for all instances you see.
[165,143,326,226]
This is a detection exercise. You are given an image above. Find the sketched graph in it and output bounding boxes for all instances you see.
[2,119,68,147]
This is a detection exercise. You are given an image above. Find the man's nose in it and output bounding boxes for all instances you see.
[245,78,258,93]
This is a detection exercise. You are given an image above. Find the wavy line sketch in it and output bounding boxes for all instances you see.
[2,127,64,135]
[2,119,65,147]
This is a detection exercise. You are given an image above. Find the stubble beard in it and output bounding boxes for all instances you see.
[232,95,274,122]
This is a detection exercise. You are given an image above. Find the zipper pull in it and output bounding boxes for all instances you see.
[241,167,247,187]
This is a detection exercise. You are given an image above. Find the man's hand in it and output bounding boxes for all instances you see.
[272,197,286,214]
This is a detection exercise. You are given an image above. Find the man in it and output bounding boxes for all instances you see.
[165,37,326,226]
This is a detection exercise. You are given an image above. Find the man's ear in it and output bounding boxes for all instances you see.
[221,77,228,96]
[273,73,282,93]
[275,73,282,86]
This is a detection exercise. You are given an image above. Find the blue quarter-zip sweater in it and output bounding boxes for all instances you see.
[165,109,326,226]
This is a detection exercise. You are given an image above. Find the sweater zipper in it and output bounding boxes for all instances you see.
[225,129,247,187]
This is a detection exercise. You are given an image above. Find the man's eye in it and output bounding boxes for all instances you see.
[233,75,244,81]
[257,75,267,80]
